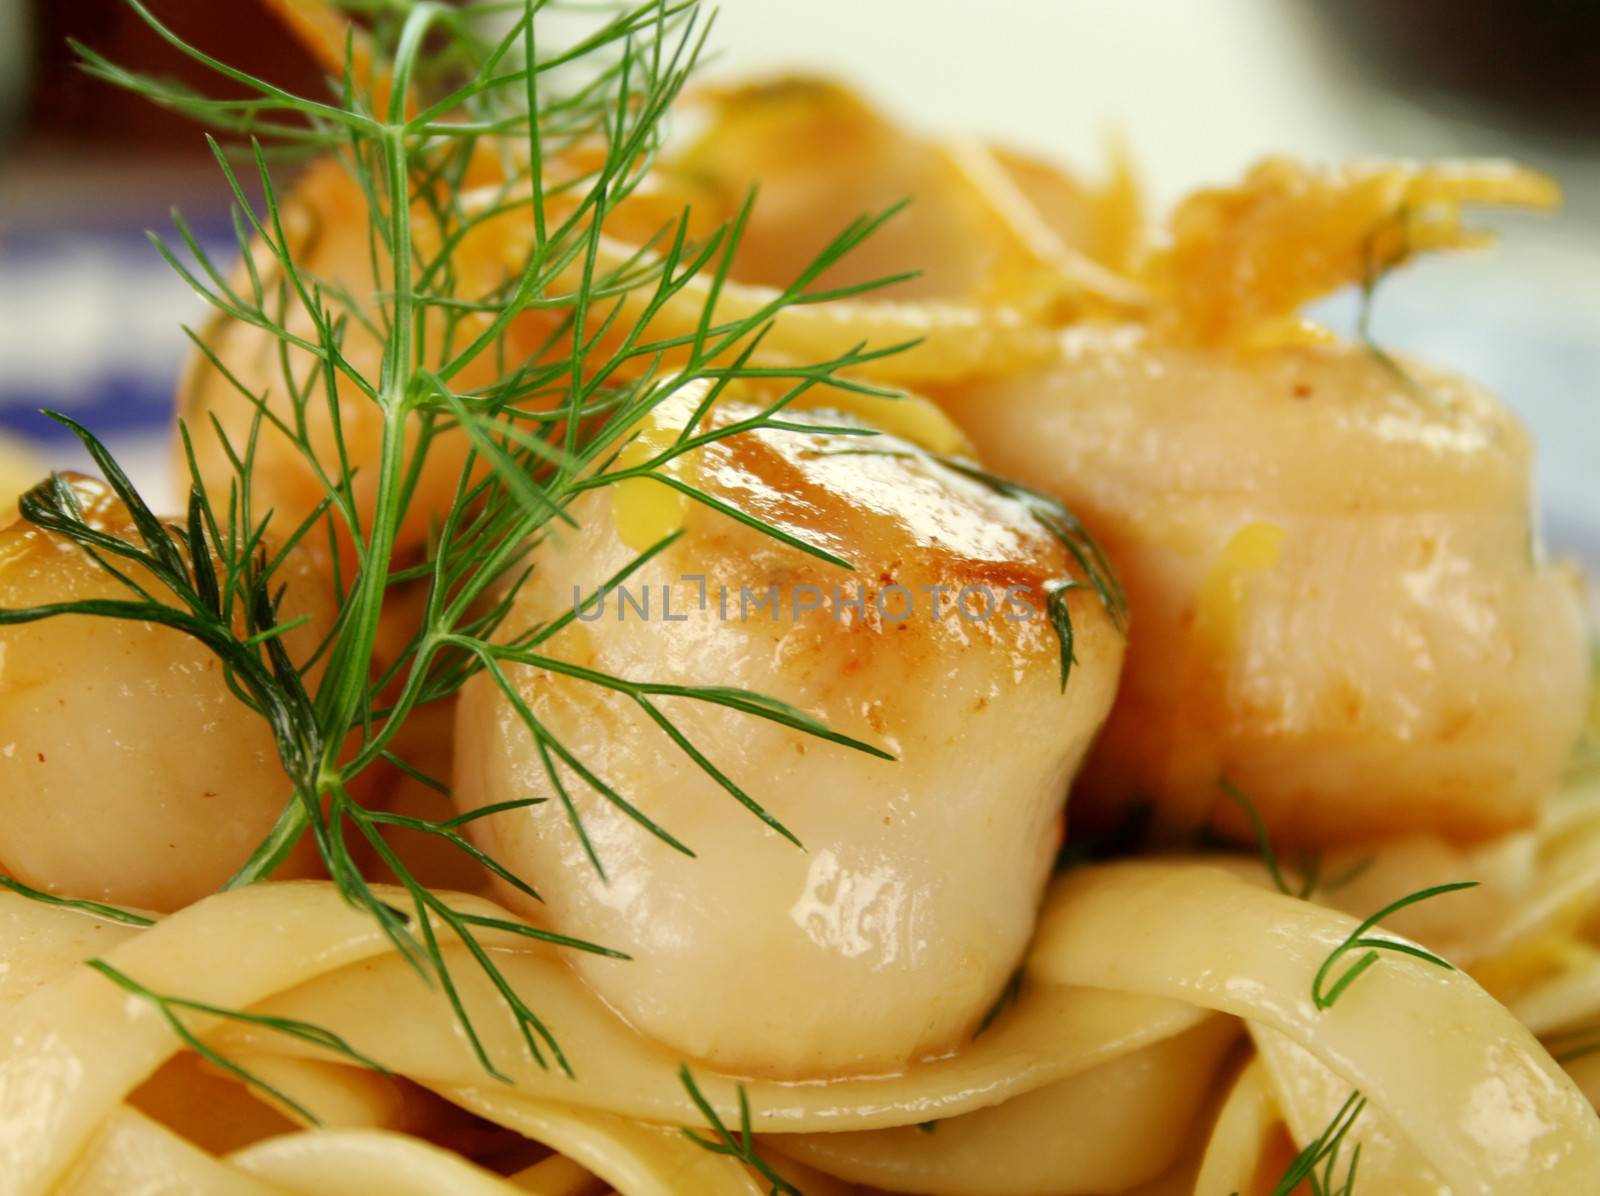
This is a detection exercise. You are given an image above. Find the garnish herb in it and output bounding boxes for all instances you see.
[678,1065,801,1196]
[935,457,1127,691]
[1311,882,1478,1011]
[1318,855,1377,896]
[1356,207,1425,398]
[0,876,156,928]
[1265,1089,1366,1196]
[1219,777,1314,899]
[87,958,391,1126]
[811,448,1128,692]
[1218,779,1375,900]
[0,0,934,1082]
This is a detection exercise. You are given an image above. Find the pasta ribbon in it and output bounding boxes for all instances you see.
[1031,862,1600,1194]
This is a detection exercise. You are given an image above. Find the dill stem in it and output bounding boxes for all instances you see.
[243,46,428,875]
[320,410,408,730]
[317,151,415,740]
[58,0,975,1087]
[340,632,444,778]
[225,785,317,888]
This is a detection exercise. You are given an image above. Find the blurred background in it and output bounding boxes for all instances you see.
[0,0,1595,561]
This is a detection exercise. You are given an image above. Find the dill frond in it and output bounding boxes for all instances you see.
[1311,882,1477,1011]
[85,959,390,1126]
[1263,1089,1366,1196]
[0,877,156,928]
[1,0,924,1084]
[677,1065,801,1196]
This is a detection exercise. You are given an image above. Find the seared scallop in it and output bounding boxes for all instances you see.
[453,401,1124,1077]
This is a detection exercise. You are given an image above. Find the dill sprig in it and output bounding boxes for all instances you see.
[1,0,923,1085]
[1356,207,1425,398]
[0,876,156,928]
[1311,882,1477,1011]
[86,958,391,1126]
[812,449,1127,691]
[1218,777,1316,899]
[1215,779,1373,900]
[677,1065,801,1196]
[936,457,1127,691]
[1264,1090,1366,1196]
